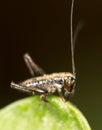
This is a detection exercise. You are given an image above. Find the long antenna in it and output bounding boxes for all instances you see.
[70,0,75,75]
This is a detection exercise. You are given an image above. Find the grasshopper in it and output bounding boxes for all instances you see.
[11,0,77,101]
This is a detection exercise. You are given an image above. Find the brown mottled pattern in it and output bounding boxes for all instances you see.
[21,72,73,85]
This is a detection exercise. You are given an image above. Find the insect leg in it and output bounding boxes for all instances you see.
[40,84,58,102]
[57,88,65,101]
[24,53,45,77]
[10,82,35,95]
[40,94,48,102]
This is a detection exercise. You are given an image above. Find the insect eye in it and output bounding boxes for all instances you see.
[64,76,75,87]
[68,76,71,80]
[68,76,75,82]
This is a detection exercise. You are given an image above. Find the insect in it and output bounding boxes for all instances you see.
[11,0,77,101]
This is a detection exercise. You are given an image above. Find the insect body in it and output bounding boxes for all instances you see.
[11,0,76,101]
[11,54,76,101]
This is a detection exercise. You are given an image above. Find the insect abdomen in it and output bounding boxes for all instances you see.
[21,77,64,94]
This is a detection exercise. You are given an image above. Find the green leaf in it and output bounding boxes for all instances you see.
[0,96,91,130]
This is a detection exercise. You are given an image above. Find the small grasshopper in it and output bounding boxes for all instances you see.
[11,0,77,101]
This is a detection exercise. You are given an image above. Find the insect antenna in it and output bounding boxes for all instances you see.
[70,0,76,76]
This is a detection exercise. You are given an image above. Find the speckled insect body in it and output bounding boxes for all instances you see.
[11,0,77,101]
[11,68,76,101]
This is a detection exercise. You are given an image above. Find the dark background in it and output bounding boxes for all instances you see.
[0,0,102,129]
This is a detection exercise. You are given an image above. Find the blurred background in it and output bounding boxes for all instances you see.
[0,0,102,129]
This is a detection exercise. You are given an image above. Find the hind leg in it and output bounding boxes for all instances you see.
[24,53,45,77]
[10,82,35,95]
